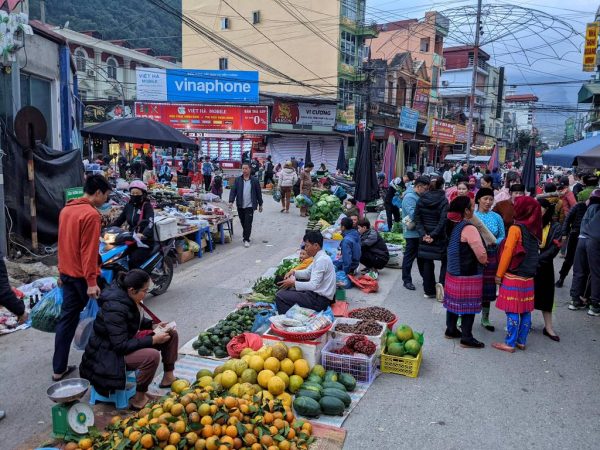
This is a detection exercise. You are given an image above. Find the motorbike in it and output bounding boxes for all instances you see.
[99,227,175,296]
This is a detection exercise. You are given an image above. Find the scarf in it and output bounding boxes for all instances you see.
[514,196,542,241]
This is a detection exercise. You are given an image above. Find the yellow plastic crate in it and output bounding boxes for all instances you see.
[380,346,422,378]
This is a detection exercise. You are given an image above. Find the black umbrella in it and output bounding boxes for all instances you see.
[81,117,197,148]
[521,145,537,196]
[304,141,312,165]
[353,130,379,203]
[336,140,347,173]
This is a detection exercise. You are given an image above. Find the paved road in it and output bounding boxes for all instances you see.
[1,191,599,449]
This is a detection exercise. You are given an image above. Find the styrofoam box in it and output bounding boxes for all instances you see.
[262,328,329,367]
[329,318,388,356]
[155,216,178,240]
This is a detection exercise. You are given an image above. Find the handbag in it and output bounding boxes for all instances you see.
[134,303,161,339]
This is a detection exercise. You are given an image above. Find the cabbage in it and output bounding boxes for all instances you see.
[317,201,328,208]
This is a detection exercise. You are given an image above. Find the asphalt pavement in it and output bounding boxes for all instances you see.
[1,190,599,449]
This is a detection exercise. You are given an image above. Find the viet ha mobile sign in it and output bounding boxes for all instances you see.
[136,68,259,103]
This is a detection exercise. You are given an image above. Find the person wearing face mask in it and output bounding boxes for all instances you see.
[111,180,155,269]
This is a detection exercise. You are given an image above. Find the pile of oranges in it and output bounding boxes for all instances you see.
[75,382,315,450]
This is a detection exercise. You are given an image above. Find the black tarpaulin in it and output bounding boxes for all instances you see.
[336,140,348,173]
[352,131,379,203]
[3,131,84,245]
[521,146,537,196]
[304,141,312,165]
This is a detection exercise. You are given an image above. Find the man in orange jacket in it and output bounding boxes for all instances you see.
[52,175,111,381]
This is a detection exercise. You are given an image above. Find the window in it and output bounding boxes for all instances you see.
[420,38,430,52]
[221,17,230,29]
[20,73,53,145]
[106,58,118,79]
[340,31,356,66]
[341,0,358,21]
[252,11,261,24]
[219,57,228,70]
[79,90,88,102]
[75,49,87,72]
[387,80,394,105]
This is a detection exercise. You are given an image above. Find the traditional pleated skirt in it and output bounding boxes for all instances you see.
[482,245,499,303]
[443,272,483,315]
[496,273,535,314]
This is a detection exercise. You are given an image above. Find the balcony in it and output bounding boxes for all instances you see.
[370,102,400,118]
[340,17,378,38]
[467,57,489,74]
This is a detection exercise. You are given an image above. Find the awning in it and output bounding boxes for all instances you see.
[444,154,490,163]
[578,83,600,104]
[542,136,600,168]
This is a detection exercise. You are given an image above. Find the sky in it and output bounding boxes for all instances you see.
[367,0,597,143]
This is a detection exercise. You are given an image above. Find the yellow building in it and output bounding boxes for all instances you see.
[182,0,376,108]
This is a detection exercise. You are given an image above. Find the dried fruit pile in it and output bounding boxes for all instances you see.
[348,307,395,323]
[84,378,315,450]
[334,320,382,336]
[331,335,376,356]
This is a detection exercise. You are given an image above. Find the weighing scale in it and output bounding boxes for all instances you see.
[47,378,94,440]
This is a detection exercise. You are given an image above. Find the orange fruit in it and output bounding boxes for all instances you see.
[210,404,218,415]
[195,438,207,450]
[220,436,234,446]
[233,437,243,449]
[78,439,93,450]
[224,396,238,409]
[198,403,211,417]
[128,431,142,443]
[171,403,184,417]
[263,412,274,424]
[205,436,219,450]
[168,432,181,445]
[110,415,122,425]
[278,440,291,450]
[155,426,170,442]
[140,434,155,449]
[287,428,296,440]
[244,433,257,445]
[225,424,238,437]
[136,417,149,427]
[302,422,312,434]
[260,435,274,447]
[201,415,213,426]
[251,444,262,450]
[186,403,198,414]
[64,443,79,450]
[186,432,199,445]
[201,425,214,438]
[189,412,200,423]
[180,395,192,406]
[269,425,279,436]
[212,423,222,437]
[273,418,286,430]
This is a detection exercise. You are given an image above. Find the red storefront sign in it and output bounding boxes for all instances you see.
[455,124,468,143]
[412,80,430,118]
[134,103,269,132]
[430,118,456,144]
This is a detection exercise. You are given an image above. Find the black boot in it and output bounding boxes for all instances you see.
[555,278,564,288]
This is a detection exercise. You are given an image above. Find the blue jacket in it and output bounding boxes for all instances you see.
[335,229,361,274]
[401,190,420,239]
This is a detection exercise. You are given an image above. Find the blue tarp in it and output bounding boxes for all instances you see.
[542,136,600,168]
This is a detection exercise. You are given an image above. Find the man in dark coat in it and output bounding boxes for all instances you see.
[263,155,275,188]
[414,176,449,298]
[229,163,263,247]
[0,253,28,421]
[357,218,390,270]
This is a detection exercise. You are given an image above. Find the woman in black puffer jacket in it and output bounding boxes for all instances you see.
[414,176,449,298]
[79,270,178,409]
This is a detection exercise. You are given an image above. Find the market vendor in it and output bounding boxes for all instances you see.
[157,161,173,184]
[276,231,336,314]
[80,269,178,410]
[333,217,361,274]
[343,198,360,219]
[357,218,390,272]
[110,181,155,269]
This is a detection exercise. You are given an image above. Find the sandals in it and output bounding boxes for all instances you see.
[52,365,77,382]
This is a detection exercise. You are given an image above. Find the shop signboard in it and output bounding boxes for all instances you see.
[335,104,356,132]
[271,101,336,127]
[583,22,599,72]
[84,101,133,124]
[412,79,430,118]
[134,103,268,132]
[429,118,456,144]
[64,187,84,202]
[398,107,419,132]
[136,68,260,103]
[454,124,467,143]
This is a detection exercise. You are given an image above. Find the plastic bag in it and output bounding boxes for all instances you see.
[185,237,200,253]
[73,298,99,351]
[227,332,263,358]
[301,194,313,207]
[273,190,282,202]
[348,274,379,293]
[30,287,63,333]
[251,309,276,333]
[336,270,352,289]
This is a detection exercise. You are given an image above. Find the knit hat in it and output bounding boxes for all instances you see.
[509,183,525,193]
[475,187,494,203]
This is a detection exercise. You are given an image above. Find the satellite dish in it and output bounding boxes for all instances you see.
[14,106,47,148]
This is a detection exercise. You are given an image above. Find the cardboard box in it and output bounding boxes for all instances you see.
[261,328,329,367]
[177,250,196,264]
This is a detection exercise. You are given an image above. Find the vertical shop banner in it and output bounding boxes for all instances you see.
[335,104,356,132]
[412,79,431,118]
[272,101,336,127]
[135,103,268,132]
[429,118,456,144]
[398,107,419,132]
[454,124,468,143]
[136,68,260,103]
[583,22,599,72]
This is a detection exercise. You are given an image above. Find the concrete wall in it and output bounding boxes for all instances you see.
[182,0,340,98]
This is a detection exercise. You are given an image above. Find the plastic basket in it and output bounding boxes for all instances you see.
[321,339,377,383]
[329,318,387,356]
[380,346,422,378]
[348,308,397,330]
[269,323,332,341]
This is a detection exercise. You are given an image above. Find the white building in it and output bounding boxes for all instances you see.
[503,91,539,142]
[51,28,180,103]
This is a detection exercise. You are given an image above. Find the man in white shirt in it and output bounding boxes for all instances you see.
[276,231,337,313]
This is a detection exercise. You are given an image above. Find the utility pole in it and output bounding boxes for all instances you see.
[466,0,483,163]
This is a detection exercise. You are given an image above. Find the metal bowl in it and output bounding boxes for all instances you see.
[47,378,90,403]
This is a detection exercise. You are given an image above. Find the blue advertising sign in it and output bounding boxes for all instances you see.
[136,68,259,104]
[399,107,419,132]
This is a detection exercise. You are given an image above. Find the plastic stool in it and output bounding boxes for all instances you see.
[197,226,213,258]
[90,371,136,409]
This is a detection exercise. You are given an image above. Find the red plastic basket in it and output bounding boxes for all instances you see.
[269,323,332,341]
[348,308,397,330]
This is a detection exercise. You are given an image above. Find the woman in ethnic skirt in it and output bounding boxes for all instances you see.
[443,196,489,348]
[493,196,541,353]
[534,198,562,341]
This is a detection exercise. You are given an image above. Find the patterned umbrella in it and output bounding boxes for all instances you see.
[381,135,396,188]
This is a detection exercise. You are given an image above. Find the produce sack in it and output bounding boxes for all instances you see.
[30,287,63,332]
[226,332,263,358]
[73,298,99,351]
[273,190,282,202]
[336,270,352,289]
[348,274,379,293]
